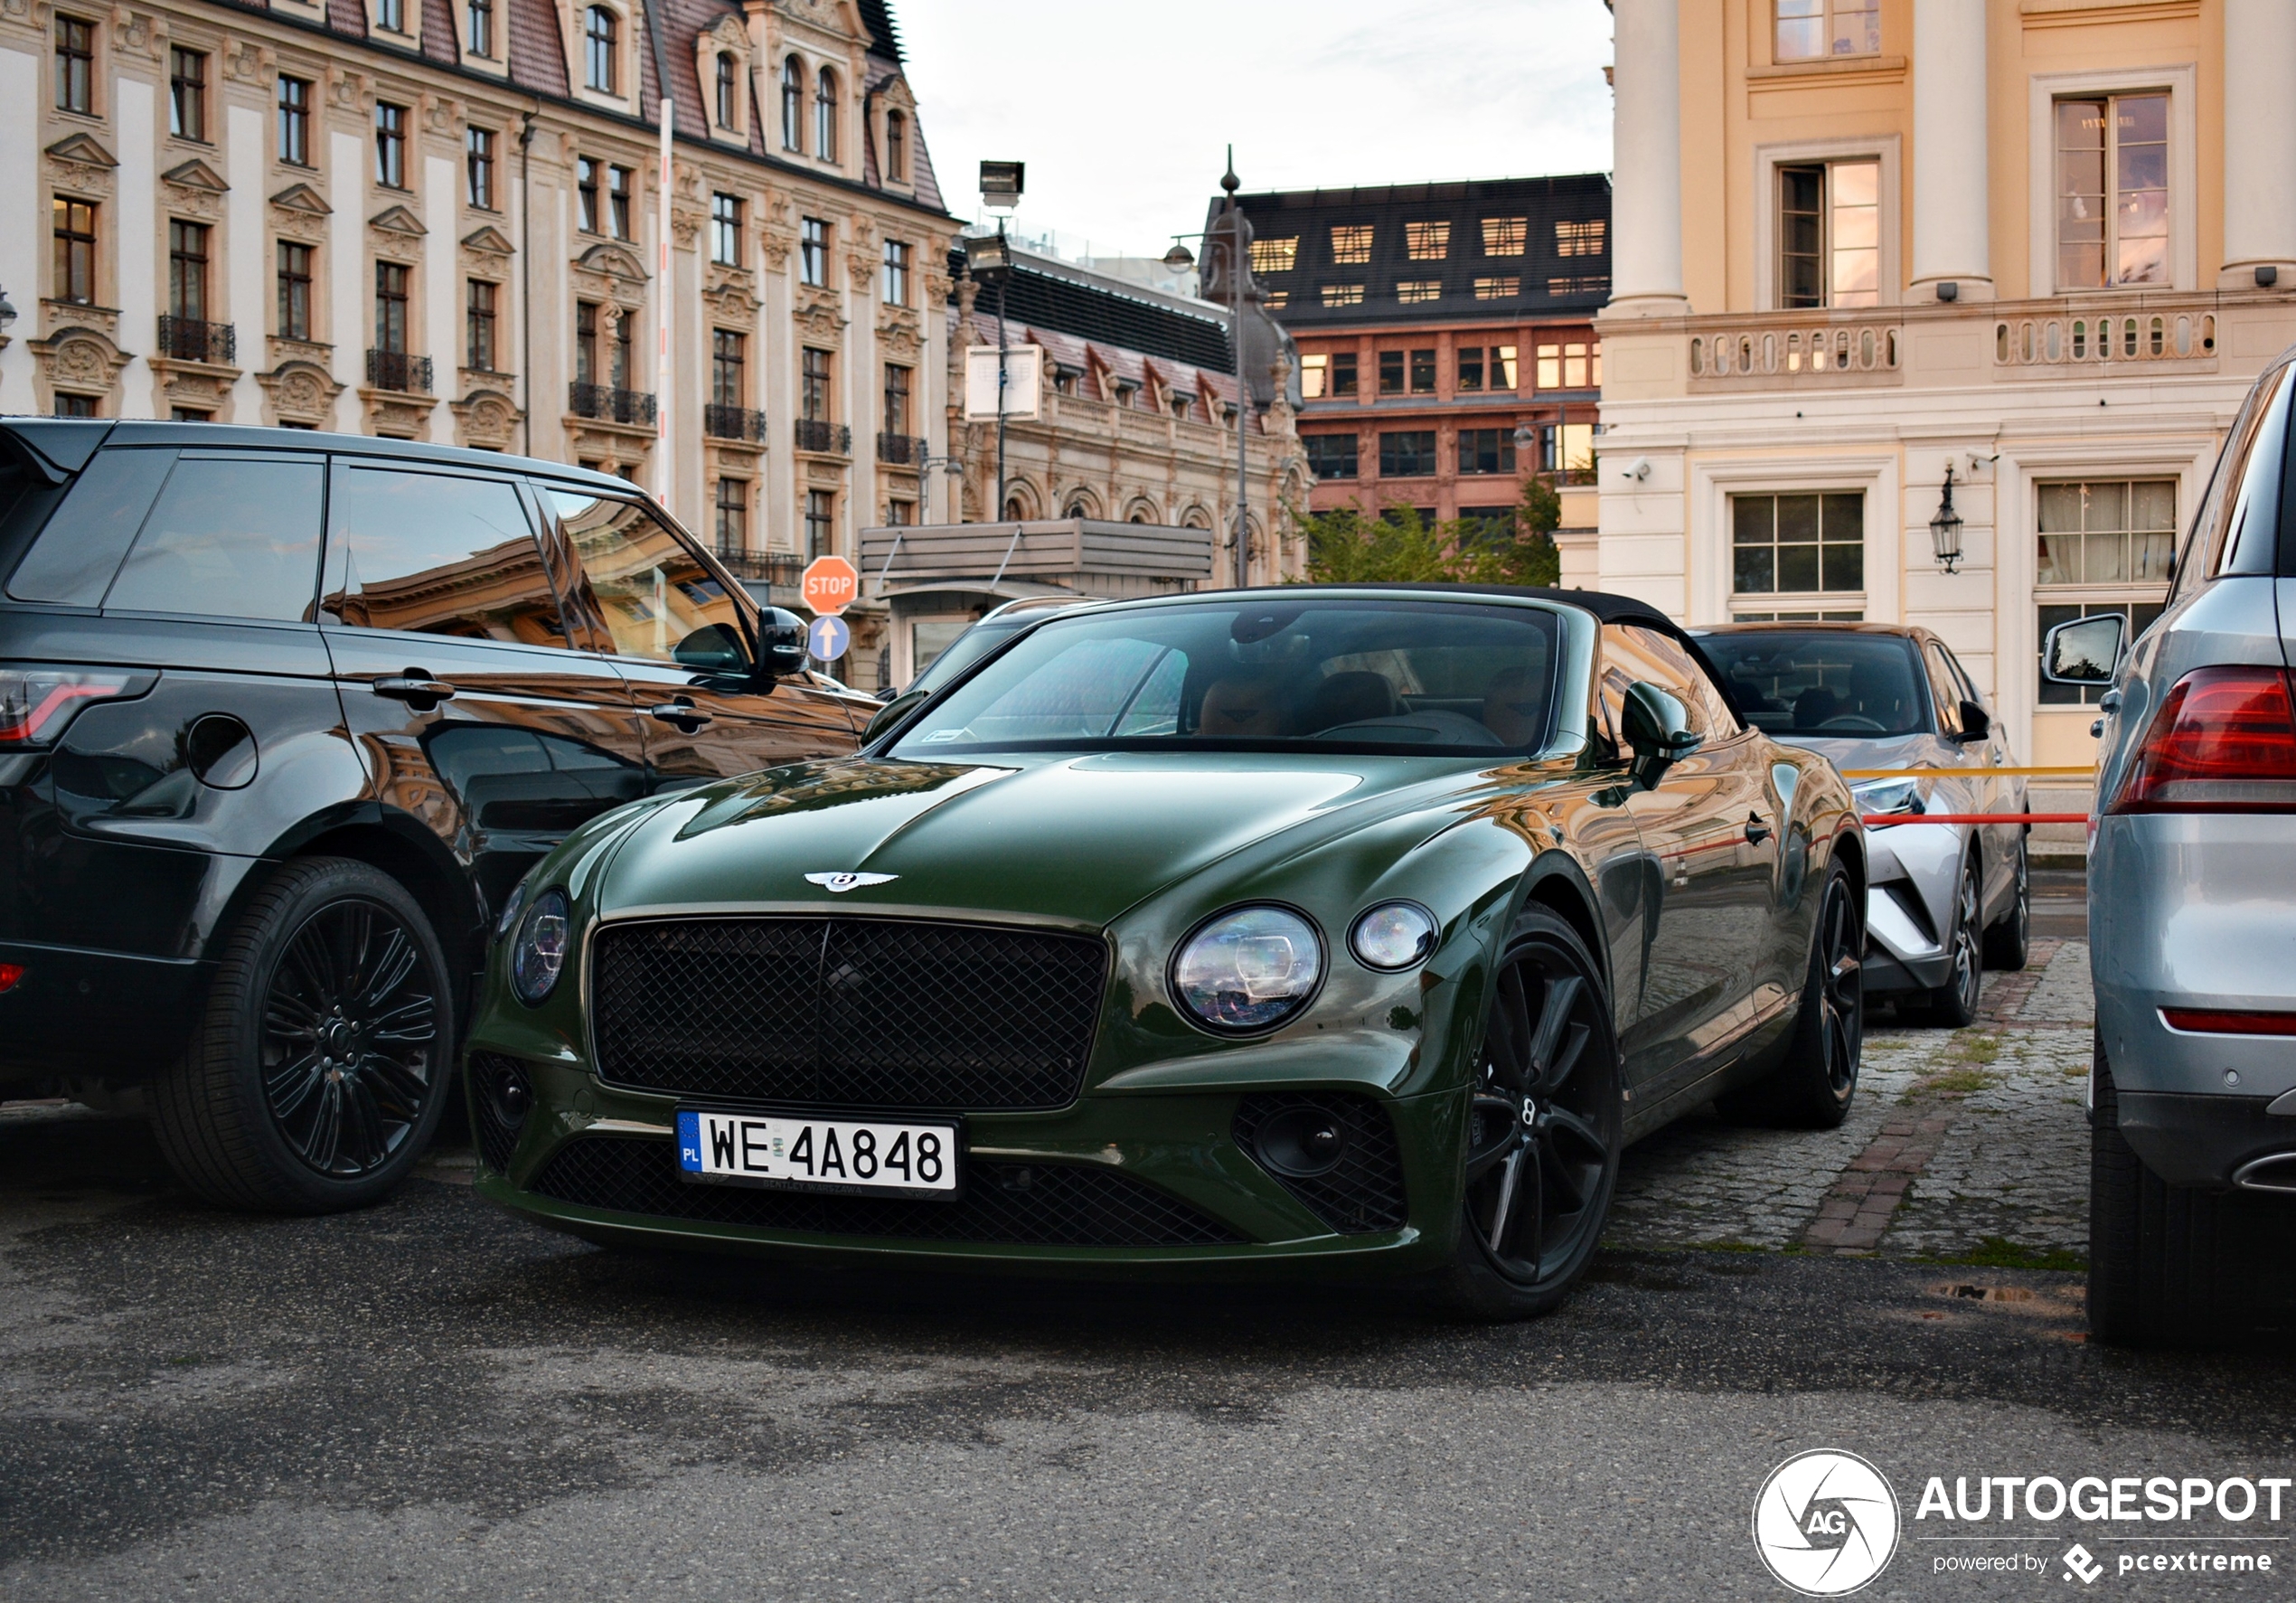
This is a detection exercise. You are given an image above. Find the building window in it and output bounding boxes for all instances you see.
[805,489,833,558]
[1482,216,1528,257]
[466,127,496,210]
[1377,351,1404,395]
[1555,219,1606,257]
[375,103,408,189]
[1536,341,1596,389]
[607,164,632,239]
[1405,221,1451,260]
[1409,348,1435,393]
[278,76,312,165]
[814,67,838,162]
[376,0,405,31]
[1330,224,1373,264]
[711,329,745,405]
[52,199,97,305]
[1731,493,1864,607]
[1456,345,1517,391]
[800,216,828,287]
[1775,0,1879,61]
[1397,281,1442,305]
[2037,480,2175,704]
[55,15,95,116]
[1458,429,1515,475]
[169,47,207,141]
[577,158,601,233]
[466,278,497,370]
[710,192,742,265]
[585,5,618,93]
[1329,352,1357,395]
[1778,159,1878,308]
[609,306,630,388]
[883,238,910,306]
[2057,94,2169,289]
[1303,434,1359,480]
[1247,236,1298,276]
[887,498,915,526]
[781,57,805,152]
[1320,284,1364,307]
[466,0,494,57]
[883,363,911,434]
[1379,431,1436,477]
[168,220,209,321]
[715,52,738,129]
[54,393,100,419]
[801,346,832,420]
[278,240,313,340]
[715,476,748,551]
[1299,354,1328,399]
[1473,277,1520,300]
[574,300,598,385]
[375,260,410,354]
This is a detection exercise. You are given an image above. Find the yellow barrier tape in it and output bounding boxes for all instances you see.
[1835,766,2094,779]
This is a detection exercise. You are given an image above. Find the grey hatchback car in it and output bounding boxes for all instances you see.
[2047,348,2296,1346]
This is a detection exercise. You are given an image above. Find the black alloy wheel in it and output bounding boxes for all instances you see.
[151,857,455,1213]
[1443,908,1622,1319]
[1982,835,2031,971]
[1716,855,1863,1129]
[1925,855,1984,1027]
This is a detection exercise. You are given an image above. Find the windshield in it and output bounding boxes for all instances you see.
[891,598,1563,757]
[1696,630,1931,739]
[906,618,1028,697]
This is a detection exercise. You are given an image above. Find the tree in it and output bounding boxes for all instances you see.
[1295,476,1566,588]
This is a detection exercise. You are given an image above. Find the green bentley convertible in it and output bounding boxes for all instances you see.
[466,587,1864,1315]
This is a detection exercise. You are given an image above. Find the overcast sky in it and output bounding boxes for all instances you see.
[895,0,1615,261]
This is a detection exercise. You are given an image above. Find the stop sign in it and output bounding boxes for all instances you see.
[800,554,859,616]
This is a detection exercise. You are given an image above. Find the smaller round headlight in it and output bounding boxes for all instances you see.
[1350,901,1438,971]
[511,889,570,1006]
[1171,906,1324,1033]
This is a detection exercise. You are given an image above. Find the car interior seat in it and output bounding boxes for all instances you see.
[1197,674,1294,738]
[1481,667,1545,746]
[1302,671,1397,733]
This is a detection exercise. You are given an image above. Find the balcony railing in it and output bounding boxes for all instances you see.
[704,404,768,442]
[794,418,852,455]
[712,547,805,589]
[1689,319,1901,382]
[875,431,928,466]
[569,383,657,426]
[155,316,236,365]
[366,349,433,394]
[1994,303,2217,368]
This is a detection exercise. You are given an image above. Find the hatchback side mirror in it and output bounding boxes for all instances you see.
[1622,680,1701,784]
[1954,700,1991,743]
[863,687,930,745]
[2043,614,2126,685]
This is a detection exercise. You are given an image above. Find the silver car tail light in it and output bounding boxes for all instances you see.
[2108,666,2296,814]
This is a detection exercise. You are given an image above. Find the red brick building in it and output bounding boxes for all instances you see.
[1226,175,1611,540]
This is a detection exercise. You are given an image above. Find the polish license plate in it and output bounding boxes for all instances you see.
[675,1108,962,1199]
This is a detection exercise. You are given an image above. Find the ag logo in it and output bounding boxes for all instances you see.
[1752,1449,1901,1596]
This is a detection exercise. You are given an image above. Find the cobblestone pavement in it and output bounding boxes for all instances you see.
[1608,938,2095,1266]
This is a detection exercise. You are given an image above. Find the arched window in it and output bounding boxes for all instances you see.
[780,58,804,151]
[885,109,908,182]
[715,52,738,129]
[584,5,617,93]
[814,67,837,163]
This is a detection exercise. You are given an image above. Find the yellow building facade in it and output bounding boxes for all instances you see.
[1594,0,2296,786]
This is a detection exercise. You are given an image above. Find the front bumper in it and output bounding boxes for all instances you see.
[1858,821,1968,995]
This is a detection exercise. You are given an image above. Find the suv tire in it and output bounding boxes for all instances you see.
[150,857,455,1214]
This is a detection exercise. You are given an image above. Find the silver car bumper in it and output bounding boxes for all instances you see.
[2092,811,2296,1188]
[1860,819,1971,994]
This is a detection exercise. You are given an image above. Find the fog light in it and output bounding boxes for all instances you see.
[487,1065,532,1127]
[1253,1106,1347,1178]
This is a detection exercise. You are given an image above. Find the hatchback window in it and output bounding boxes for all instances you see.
[104,455,325,621]
[542,489,748,668]
[324,467,565,643]
[1698,631,1931,738]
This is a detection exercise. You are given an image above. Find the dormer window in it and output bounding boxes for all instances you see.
[814,67,838,163]
[715,52,737,129]
[886,109,908,183]
[584,5,617,94]
[466,0,494,57]
[781,58,804,152]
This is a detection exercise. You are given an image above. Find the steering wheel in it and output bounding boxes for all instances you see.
[1816,714,1888,734]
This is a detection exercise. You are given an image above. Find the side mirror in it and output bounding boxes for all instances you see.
[1622,681,1701,783]
[2044,614,2126,685]
[756,605,809,681]
[672,622,748,674]
[863,687,930,745]
[1954,700,1991,743]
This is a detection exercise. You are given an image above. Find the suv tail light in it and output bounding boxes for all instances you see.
[0,667,147,749]
[2109,666,2296,813]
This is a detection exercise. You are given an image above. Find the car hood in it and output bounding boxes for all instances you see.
[593,751,1513,928]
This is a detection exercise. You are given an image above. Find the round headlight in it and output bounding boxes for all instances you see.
[1350,901,1439,971]
[511,889,570,1006]
[1171,906,1323,1033]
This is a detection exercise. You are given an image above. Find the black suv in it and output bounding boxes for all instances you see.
[0,420,861,1212]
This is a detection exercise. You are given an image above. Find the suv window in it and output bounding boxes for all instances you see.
[1599,622,1741,746]
[542,489,748,669]
[2177,362,2289,594]
[5,448,175,606]
[104,453,325,621]
[324,466,567,642]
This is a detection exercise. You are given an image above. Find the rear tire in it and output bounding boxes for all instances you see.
[1714,856,1862,1129]
[150,857,454,1214]
[1981,835,2030,972]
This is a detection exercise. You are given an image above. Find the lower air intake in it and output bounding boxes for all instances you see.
[1234,1091,1409,1234]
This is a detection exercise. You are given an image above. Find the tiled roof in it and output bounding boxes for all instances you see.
[966,315,1264,432]
[419,0,458,66]
[506,0,571,98]
[960,256,1235,372]
[326,0,367,41]
[856,0,902,61]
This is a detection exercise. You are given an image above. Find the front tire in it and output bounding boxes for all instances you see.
[150,857,455,1213]
[1981,835,2030,972]
[1437,909,1623,1320]
[1916,853,1984,1027]
[1715,856,1862,1129]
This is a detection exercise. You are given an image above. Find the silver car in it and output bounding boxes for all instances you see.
[2046,346,2296,1348]
[1698,624,2030,1024]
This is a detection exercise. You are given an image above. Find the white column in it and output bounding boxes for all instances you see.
[0,45,37,412]
[328,129,364,430]
[228,103,265,421]
[425,153,456,439]
[1910,0,1992,299]
[1608,0,1687,316]
[116,78,155,417]
[2222,0,2296,285]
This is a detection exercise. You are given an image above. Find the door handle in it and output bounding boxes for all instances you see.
[372,672,456,707]
[1744,813,1773,844]
[647,699,713,732]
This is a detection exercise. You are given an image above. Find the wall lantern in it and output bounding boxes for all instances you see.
[1929,462,1965,574]
[0,287,17,337]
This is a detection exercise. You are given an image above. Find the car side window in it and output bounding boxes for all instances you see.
[2175,363,2284,595]
[102,453,325,622]
[541,489,750,670]
[321,466,569,644]
[1922,643,1965,737]
[1599,624,1740,747]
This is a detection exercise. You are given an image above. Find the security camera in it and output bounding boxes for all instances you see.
[1623,457,1651,482]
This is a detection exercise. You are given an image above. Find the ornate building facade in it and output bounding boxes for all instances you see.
[0,0,955,627]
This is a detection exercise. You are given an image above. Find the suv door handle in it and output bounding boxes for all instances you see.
[372,673,456,707]
[1744,813,1773,844]
[647,699,713,732]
